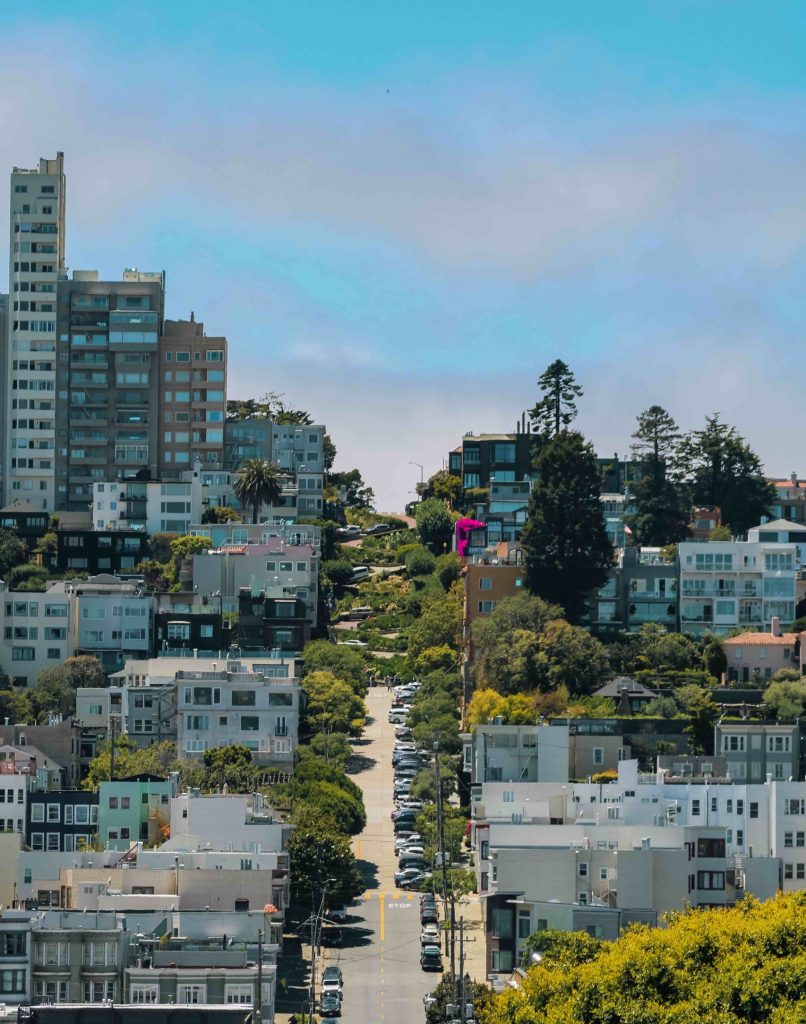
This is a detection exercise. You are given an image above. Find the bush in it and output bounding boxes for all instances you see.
[406,547,436,577]
[7,563,48,591]
[434,552,460,590]
[322,558,355,588]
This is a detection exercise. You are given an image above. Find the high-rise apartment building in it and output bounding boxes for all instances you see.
[4,153,66,510]
[158,318,227,476]
[53,270,165,510]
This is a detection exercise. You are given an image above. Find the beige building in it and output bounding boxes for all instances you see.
[159,318,227,476]
[723,622,805,683]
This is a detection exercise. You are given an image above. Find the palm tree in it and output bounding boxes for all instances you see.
[234,459,284,524]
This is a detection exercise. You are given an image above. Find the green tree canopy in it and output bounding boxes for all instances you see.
[321,558,355,588]
[304,731,352,767]
[535,619,610,695]
[201,505,242,524]
[233,458,285,524]
[202,745,256,791]
[83,738,175,790]
[0,529,27,578]
[485,894,806,1024]
[7,563,48,591]
[288,821,365,907]
[415,497,454,552]
[627,405,690,545]
[677,414,775,535]
[763,678,806,721]
[0,688,33,725]
[302,639,368,693]
[521,431,613,622]
[434,552,460,590]
[528,359,583,441]
[330,469,375,510]
[303,670,366,736]
[35,656,106,719]
[406,547,436,577]
[473,593,563,684]
[407,587,462,660]
[416,469,464,509]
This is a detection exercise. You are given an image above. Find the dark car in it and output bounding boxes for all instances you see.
[421,906,439,925]
[420,945,444,971]
[365,523,391,535]
[322,966,343,985]
[320,993,342,1016]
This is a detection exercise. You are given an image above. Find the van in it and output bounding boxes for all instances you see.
[350,566,370,582]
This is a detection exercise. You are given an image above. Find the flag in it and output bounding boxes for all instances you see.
[623,524,633,536]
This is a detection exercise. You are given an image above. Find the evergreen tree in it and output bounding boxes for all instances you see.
[627,405,690,545]
[677,414,774,535]
[521,431,613,622]
[528,359,583,441]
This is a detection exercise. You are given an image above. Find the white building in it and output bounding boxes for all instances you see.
[0,581,71,687]
[678,539,798,635]
[4,153,66,509]
[68,575,155,674]
[463,724,570,783]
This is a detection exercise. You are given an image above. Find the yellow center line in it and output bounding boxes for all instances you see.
[356,837,362,859]
[379,891,385,942]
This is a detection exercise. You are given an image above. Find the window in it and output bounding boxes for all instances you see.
[697,838,725,858]
[692,800,701,816]
[35,980,68,1002]
[226,984,254,1004]
[178,984,206,1004]
[592,748,604,766]
[697,871,725,890]
[241,715,260,731]
[463,472,480,489]
[130,985,158,1004]
[494,442,516,463]
[232,690,256,706]
[479,577,492,591]
[30,803,44,822]
[578,862,588,877]
[84,981,115,1003]
[47,804,60,823]
[83,941,116,966]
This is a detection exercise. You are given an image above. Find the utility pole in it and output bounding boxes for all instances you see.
[109,714,117,781]
[255,928,263,1024]
[459,917,466,1024]
[434,743,456,986]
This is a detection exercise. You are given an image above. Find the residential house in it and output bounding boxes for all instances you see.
[187,521,322,555]
[592,677,658,715]
[0,502,49,546]
[54,529,148,576]
[97,776,176,851]
[463,724,570,784]
[68,574,156,673]
[587,546,678,635]
[0,909,33,1007]
[0,581,71,687]
[714,721,800,781]
[26,790,99,854]
[723,622,804,683]
[0,721,81,788]
[29,908,125,1005]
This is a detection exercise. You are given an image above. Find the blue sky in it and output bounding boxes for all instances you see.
[2,2,806,509]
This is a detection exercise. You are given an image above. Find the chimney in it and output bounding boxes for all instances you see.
[792,471,798,487]
[771,616,781,638]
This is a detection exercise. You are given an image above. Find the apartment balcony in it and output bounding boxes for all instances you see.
[681,584,735,597]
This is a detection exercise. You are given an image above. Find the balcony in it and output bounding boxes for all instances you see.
[681,584,736,597]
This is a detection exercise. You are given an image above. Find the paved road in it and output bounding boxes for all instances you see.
[324,687,438,1024]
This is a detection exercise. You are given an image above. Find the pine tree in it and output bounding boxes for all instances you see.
[521,431,613,622]
[627,405,690,545]
[528,359,583,441]
[677,414,774,535]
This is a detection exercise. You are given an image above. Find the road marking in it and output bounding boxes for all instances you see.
[379,891,385,941]
[356,838,362,859]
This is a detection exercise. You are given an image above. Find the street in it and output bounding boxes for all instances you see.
[326,687,438,1024]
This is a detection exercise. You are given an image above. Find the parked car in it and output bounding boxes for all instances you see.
[400,871,432,890]
[395,867,424,886]
[338,638,368,647]
[328,907,348,924]
[421,905,439,925]
[350,565,371,582]
[320,993,342,1016]
[322,966,343,986]
[322,973,343,996]
[347,606,373,620]
[388,711,408,724]
[364,523,391,536]
[395,726,412,739]
[395,833,422,853]
[420,924,440,946]
[399,848,425,865]
[336,525,362,539]
[420,945,444,971]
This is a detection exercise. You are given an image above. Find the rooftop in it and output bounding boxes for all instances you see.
[723,632,801,646]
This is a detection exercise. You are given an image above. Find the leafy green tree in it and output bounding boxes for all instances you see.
[473,593,562,655]
[407,691,458,732]
[521,431,613,622]
[627,405,690,545]
[287,813,365,906]
[415,497,454,552]
[302,640,367,693]
[233,458,285,523]
[679,688,719,754]
[709,524,732,540]
[149,533,176,563]
[167,535,210,587]
[201,505,241,524]
[35,656,106,719]
[0,688,33,725]
[0,529,27,578]
[305,731,352,767]
[406,547,436,577]
[763,679,806,721]
[34,532,58,567]
[409,755,457,804]
[322,558,355,588]
[416,469,464,509]
[303,670,366,736]
[628,623,700,672]
[330,469,375,510]
[641,695,680,718]
[323,434,337,472]
[535,619,610,695]
[407,589,462,660]
[412,713,462,755]
[529,359,583,441]
[434,552,460,590]
[486,893,806,1024]
[415,804,467,864]
[677,414,775,534]
[703,638,727,679]
[202,745,256,791]
[83,738,175,790]
[7,564,48,591]
[413,645,456,676]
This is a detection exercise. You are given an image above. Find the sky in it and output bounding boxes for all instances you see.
[2,1,806,510]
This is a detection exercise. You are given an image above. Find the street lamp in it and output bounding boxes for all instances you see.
[408,461,424,485]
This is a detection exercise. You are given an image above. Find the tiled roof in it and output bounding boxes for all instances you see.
[723,632,799,646]
[463,433,519,442]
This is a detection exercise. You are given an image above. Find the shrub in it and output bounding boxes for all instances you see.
[406,547,436,577]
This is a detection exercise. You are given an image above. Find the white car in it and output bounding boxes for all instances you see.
[395,833,422,853]
[420,924,440,946]
[338,639,368,647]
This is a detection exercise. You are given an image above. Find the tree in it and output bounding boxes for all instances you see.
[306,731,352,767]
[0,688,33,725]
[303,671,366,736]
[472,593,562,690]
[292,780,366,835]
[702,639,727,679]
[415,498,454,552]
[528,359,583,441]
[34,531,58,567]
[322,558,355,588]
[677,414,775,535]
[83,739,175,790]
[627,405,690,545]
[202,745,256,791]
[679,688,719,754]
[288,816,365,907]
[434,553,460,590]
[201,505,241,524]
[7,564,48,591]
[641,695,680,718]
[627,623,700,672]
[302,640,367,693]
[409,756,457,804]
[407,588,462,660]
[233,458,284,524]
[35,656,106,719]
[412,713,462,755]
[534,619,610,695]
[763,679,806,721]
[406,548,436,577]
[709,525,732,540]
[416,469,464,509]
[330,469,375,510]
[521,432,613,622]
[413,645,456,676]
[484,893,806,1024]
[0,529,27,578]
[323,434,337,472]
